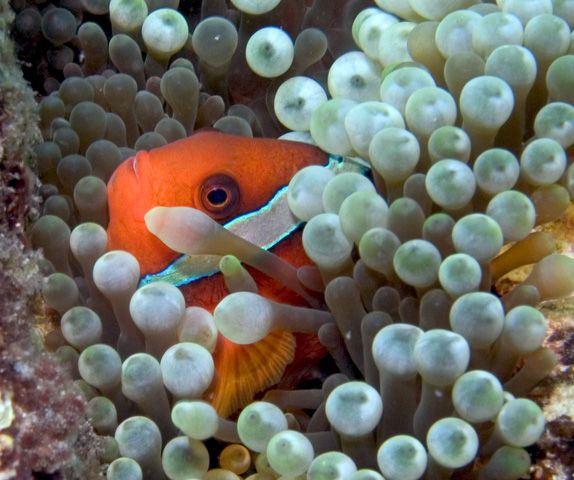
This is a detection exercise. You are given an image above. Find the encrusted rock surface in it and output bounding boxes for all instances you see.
[0,1,102,477]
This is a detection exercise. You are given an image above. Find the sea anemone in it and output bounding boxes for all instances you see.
[4,0,574,478]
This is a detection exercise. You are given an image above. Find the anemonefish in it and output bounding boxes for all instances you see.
[107,130,366,417]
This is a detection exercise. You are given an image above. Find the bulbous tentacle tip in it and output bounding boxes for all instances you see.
[144,206,168,238]
[145,206,222,255]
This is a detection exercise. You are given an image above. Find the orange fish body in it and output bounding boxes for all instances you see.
[107,131,328,416]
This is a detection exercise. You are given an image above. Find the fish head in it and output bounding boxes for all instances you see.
[107,131,329,276]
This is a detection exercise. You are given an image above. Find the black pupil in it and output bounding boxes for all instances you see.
[207,188,227,206]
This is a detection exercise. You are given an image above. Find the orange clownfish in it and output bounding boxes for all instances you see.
[107,130,367,417]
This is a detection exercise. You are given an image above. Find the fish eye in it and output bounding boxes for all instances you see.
[199,173,240,219]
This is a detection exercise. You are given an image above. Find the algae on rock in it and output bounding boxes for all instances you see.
[0,0,102,477]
